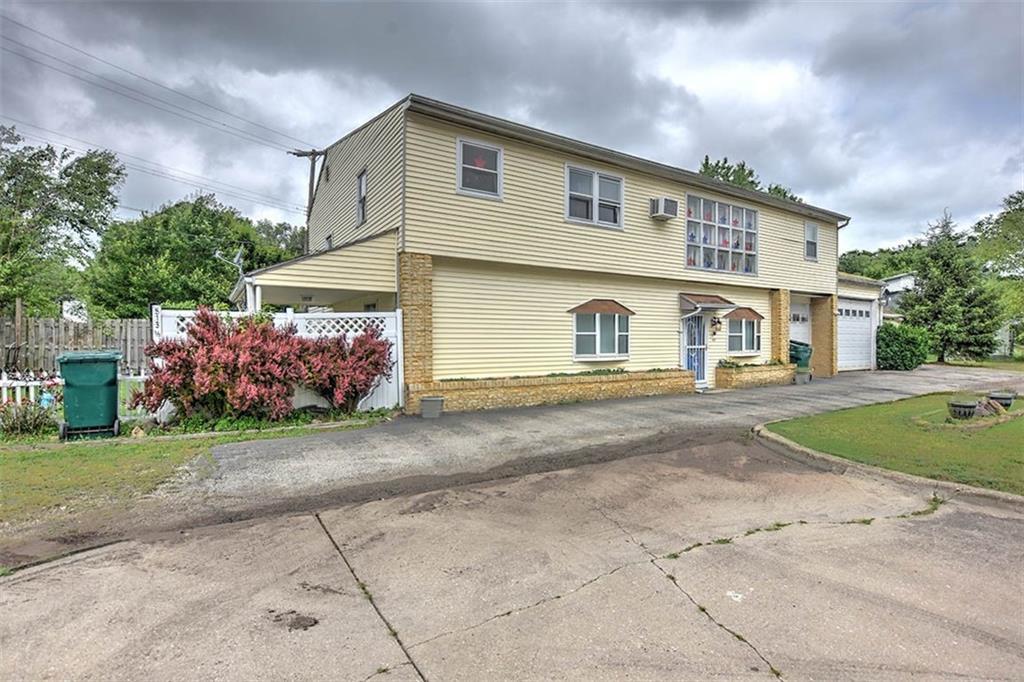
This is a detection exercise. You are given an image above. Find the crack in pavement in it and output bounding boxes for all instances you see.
[314,514,428,682]
[361,662,412,682]
[407,559,646,649]
[584,500,784,679]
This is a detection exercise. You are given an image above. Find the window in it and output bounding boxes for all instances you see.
[356,170,367,224]
[458,139,502,197]
[686,196,757,274]
[805,222,819,260]
[324,234,333,250]
[727,319,761,353]
[574,313,629,359]
[566,166,623,228]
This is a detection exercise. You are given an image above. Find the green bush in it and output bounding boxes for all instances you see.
[877,323,930,370]
[0,402,58,439]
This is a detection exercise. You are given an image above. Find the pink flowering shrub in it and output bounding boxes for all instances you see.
[132,308,394,422]
[301,327,393,413]
[131,308,305,420]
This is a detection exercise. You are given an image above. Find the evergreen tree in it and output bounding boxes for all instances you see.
[901,212,1003,361]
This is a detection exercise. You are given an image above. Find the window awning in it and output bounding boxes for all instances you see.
[567,299,635,316]
[724,307,764,321]
[679,293,735,313]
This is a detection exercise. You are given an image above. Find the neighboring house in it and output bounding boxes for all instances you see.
[234,95,878,411]
[882,272,1017,356]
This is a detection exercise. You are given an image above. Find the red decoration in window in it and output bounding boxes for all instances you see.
[473,155,488,169]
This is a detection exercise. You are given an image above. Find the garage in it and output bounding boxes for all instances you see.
[837,298,875,371]
[789,301,811,343]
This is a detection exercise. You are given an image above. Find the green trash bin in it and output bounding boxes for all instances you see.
[57,350,123,440]
[789,340,813,373]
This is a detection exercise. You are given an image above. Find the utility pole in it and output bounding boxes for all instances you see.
[289,149,325,253]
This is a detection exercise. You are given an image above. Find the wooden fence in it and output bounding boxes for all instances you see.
[1,318,150,373]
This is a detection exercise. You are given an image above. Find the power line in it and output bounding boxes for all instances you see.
[0,14,316,148]
[16,130,306,215]
[2,46,293,153]
[4,116,306,210]
[2,35,300,153]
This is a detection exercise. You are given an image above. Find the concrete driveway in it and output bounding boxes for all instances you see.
[3,433,1022,680]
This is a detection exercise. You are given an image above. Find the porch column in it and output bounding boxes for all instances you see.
[810,294,838,377]
[769,288,791,363]
[398,252,433,411]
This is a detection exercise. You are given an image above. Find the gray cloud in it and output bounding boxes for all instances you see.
[1,0,1020,252]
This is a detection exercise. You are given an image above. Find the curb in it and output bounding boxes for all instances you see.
[753,422,1024,510]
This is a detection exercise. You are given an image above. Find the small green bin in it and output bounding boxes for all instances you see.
[57,350,122,440]
[788,340,813,371]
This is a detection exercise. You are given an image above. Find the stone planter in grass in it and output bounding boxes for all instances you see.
[987,391,1016,409]
[947,397,978,420]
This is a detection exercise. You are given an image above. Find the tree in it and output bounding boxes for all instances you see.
[254,219,305,259]
[0,126,125,316]
[838,243,925,280]
[698,155,803,203]
[973,191,1023,354]
[900,212,1003,361]
[84,195,294,318]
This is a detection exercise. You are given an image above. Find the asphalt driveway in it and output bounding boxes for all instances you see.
[191,364,1023,516]
[3,434,1022,680]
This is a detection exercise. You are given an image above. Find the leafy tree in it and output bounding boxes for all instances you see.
[84,195,293,318]
[900,212,1003,361]
[698,155,803,203]
[838,243,925,280]
[254,219,305,259]
[0,126,124,316]
[973,192,1023,353]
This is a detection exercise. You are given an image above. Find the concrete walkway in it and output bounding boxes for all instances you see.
[195,365,1023,512]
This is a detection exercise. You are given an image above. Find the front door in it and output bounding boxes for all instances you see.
[683,315,708,387]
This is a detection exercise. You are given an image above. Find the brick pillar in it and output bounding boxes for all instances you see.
[769,288,791,363]
[398,253,433,410]
[810,294,837,377]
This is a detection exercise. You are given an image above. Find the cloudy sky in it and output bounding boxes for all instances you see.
[2,1,1021,253]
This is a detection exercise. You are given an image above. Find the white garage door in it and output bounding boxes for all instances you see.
[790,302,811,343]
[838,298,874,371]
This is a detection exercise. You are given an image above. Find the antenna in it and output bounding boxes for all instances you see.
[214,248,245,276]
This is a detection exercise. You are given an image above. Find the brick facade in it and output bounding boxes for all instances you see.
[715,363,796,389]
[398,252,433,390]
[810,294,838,377]
[768,288,791,363]
[407,370,695,414]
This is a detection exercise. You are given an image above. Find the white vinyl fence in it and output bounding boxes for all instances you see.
[151,306,404,409]
[1,369,148,419]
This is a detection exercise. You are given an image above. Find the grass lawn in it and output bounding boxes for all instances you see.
[0,419,381,525]
[767,393,1024,496]
[928,350,1024,373]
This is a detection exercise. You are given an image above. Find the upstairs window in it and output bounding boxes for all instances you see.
[457,139,502,198]
[324,234,333,250]
[566,166,623,228]
[356,170,367,225]
[805,222,819,260]
[686,196,757,275]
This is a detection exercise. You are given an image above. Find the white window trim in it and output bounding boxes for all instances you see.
[356,169,367,226]
[685,194,759,277]
[572,312,630,361]
[564,164,625,230]
[456,137,503,200]
[726,319,762,355]
[804,222,819,262]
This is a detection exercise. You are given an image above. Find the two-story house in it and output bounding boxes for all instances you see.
[237,95,875,412]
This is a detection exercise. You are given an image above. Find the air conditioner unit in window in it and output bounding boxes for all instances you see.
[650,197,679,221]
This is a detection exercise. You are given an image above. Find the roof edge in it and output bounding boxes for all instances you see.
[245,228,397,278]
[838,271,885,287]
[405,93,850,225]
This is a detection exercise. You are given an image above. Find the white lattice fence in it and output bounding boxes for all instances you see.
[150,306,404,409]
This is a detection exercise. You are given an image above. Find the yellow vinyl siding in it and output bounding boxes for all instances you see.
[404,113,839,295]
[308,103,405,251]
[838,280,882,300]
[254,231,397,292]
[431,257,771,387]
